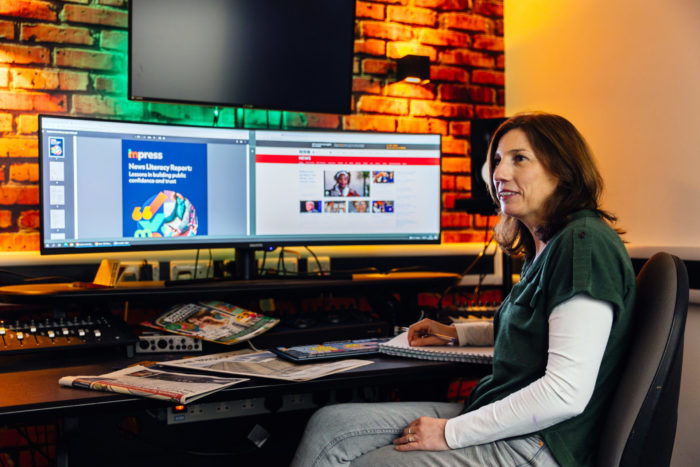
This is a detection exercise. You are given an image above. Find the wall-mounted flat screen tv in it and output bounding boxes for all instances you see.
[129,0,356,114]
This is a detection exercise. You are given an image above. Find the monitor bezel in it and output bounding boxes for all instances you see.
[38,114,443,256]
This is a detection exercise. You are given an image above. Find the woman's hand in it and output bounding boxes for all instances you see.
[393,416,450,452]
[407,318,458,347]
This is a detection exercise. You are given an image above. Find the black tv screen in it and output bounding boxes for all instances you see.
[129,0,356,114]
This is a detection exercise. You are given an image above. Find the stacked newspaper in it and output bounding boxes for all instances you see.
[58,365,248,404]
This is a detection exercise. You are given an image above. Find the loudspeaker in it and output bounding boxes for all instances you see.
[456,118,506,215]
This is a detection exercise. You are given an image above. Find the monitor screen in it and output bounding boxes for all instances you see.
[38,116,442,255]
[129,0,356,114]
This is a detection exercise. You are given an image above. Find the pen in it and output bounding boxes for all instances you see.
[399,326,457,344]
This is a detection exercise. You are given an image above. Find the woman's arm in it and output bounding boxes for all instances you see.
[444,294,613,448]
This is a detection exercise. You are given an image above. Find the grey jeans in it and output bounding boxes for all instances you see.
[291,401,560,467]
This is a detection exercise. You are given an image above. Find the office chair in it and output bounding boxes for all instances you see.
[597,252,689,467]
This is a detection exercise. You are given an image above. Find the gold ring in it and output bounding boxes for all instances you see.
[408,435,415,443]
[407,427,413,435]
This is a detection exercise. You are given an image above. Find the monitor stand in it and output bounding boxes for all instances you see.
[234,247,258,280]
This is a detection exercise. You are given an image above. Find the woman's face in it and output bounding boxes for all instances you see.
[492,128,558,230]
[336,173,349,188]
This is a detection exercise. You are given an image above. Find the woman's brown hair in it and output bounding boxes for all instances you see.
[486,112,618,259]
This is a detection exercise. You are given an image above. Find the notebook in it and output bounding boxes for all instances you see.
[378,332,493,364]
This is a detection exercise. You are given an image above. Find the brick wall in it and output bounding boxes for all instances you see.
[0,0,503,251]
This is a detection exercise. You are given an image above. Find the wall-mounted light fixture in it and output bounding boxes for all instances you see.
[397,55,430,84]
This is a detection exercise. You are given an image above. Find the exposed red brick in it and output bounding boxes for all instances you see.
[442,156,469,173]
[0,20,14,39]
[442,231,485,243]
[473,34,504,52]
[387,6,437,26]
[355,39,386,56]
[496,54,505,69]
[396,117,447,135]
[440,49,494,68]
[72,94,115,115]
[0,91,33,110]
[472,69,504,86]
[59,70,89,91]
[474,213,498,228]
[55,48,116,71]
[18,209,39,229]
[293,113,341,129]
[33,93,67,112]
[415,0,471,10]
[411,100,473,119]
[473,0,504,17]
[440,84,495,103]
[443,192,456,209]
[0,1,57,21]
[93,74,119,93]
[356,1,385,20]
[362,58,395,75]
[442,211,470,228]
[17,114,37,134]
[450,120,471,136]
[352,77,383,94]
[0,44,50,65]
[495,19,504,36]
[0,66,9,87]
[0,232,40,250]
[418,28,470,47]
[0,185,39,205]
[386,81,436,100]
[442,174,456,190]
[475,105,505,119]
[430,65,468,83]
[442,13,492,32]
[343,114,397,133]
[62,4,128,28]
[0,138,37,158]
[442,136,468,156]
[370,0,408,5]
[10,163,39,182]
[387,42,436,62]
[358,95,408,115]
[98,0,127,8]
[0,210,11,228]
[456,174,471,191]
[362,21,413,41]
[101,30,126,50]
[21,24,94,45]
[0,112,12,132]
[11,68,59,90]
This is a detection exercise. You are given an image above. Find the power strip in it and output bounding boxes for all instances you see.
[136,334,203,353]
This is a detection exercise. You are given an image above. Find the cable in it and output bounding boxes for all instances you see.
[259,249,268,276]
[194,248,201,279]
[305,246,324,276]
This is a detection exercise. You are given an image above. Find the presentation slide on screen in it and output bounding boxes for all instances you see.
[254,144,440,237]
[122,140,208,239]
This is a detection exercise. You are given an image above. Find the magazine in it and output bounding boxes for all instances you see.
[161,349,374,382]
[142,301,279,345]
[58,365,249,404]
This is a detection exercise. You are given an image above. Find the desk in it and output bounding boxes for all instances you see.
[0,350,489,465]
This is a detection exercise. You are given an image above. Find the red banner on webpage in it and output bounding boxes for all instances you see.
[255,154,440,166]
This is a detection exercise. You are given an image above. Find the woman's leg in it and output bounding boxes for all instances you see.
[291,401,463,467]
[350,434,559,467]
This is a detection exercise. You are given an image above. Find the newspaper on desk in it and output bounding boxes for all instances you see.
[58,365,248,404]
[141,300,279,345]
[161,349,374,382]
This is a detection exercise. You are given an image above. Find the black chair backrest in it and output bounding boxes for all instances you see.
[597,252,689,467]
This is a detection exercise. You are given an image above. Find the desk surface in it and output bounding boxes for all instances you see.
[0,271,461,303]
[0,349,488,423]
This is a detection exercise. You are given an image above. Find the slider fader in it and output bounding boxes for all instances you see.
[0,308,138,357]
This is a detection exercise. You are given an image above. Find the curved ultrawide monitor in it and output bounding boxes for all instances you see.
[38,116,442,254]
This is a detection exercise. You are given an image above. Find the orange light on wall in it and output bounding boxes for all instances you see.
[396,55,430,84]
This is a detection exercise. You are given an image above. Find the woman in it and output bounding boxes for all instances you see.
[292,112,636,466]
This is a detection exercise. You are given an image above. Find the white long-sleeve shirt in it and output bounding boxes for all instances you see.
[445,294,613,448]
